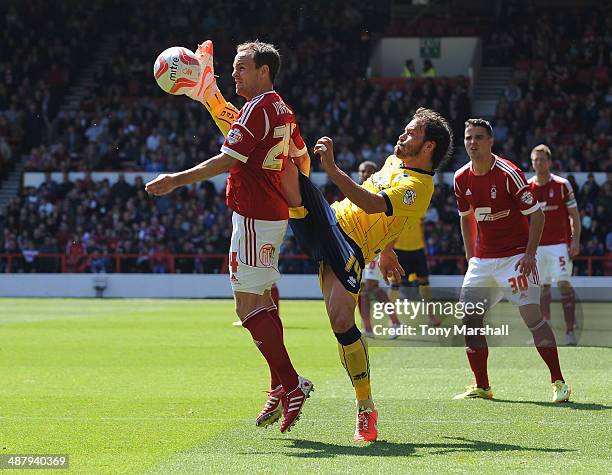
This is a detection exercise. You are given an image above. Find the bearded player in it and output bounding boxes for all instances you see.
[285,109,453,441]
[453,119,570,403]
[528,144,581,345]
[147,40,313,433]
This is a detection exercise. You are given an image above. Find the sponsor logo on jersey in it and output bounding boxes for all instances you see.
[403,189,417,205]
[521,190,534,205]
[465,188,472,195]
[371,173,391,189]
[490,185,497,199]
[549,188,554,198]
[227,128,243,145]
[259,243,275,267]
[474,207,511,222]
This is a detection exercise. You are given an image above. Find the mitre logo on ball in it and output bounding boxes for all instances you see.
[153,47,201,95]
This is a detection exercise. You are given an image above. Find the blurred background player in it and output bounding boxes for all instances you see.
[453,119,570,403]
[529,144,581,345]
[389,218,441,327]
[286,109,453,442]
[147,40,313,433]
[356,161,401,337]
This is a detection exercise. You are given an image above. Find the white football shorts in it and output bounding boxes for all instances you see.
[228,212,287,295]
[460,253,541,308]
[536,243,572,284]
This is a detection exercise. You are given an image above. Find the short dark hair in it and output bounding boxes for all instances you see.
[237,40,281,83]
[414,107,453,170]
[465,118,493,137]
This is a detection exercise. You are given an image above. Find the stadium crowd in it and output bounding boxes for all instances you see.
[0,171,609,276]
[486,4,612,172]
[1,1,611,275]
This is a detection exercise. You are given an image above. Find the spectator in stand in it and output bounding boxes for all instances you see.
[401,59,416,79]
[422,59,437,77]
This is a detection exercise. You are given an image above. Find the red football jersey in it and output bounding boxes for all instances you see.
[454,155,540,258]
[528,173,576,246]
[221,90,306,221]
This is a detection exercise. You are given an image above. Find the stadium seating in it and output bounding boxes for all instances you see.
[1,0,610,275]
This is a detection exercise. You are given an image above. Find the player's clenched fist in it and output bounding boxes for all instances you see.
[145,174,178,196]
[314,137,335,173]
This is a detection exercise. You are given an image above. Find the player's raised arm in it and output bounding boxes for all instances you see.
[145,152,237,196]
[315,137,388,214]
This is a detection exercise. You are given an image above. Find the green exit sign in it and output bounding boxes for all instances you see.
[420,38,441,58]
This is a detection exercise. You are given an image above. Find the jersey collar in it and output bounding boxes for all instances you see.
[395,156,435,175]
[400,165,435,176]
[470,154,497,175]
[249,90,276,102]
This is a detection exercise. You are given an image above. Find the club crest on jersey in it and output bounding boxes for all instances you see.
[227,128,243,145]
[521,190,535,205]
[403,189,417,205]
[490,185,497,199]
[549,188,554,198]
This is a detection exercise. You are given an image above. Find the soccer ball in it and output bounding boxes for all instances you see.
[153,46,201,95]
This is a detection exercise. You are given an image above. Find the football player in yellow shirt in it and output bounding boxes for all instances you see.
[285,108,453,442]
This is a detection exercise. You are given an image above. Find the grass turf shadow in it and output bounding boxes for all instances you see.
[490,399,612,411]
[252,436,575,458]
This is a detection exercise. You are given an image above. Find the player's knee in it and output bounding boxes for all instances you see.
[333,324,361,346]
[329,308,357,333]
[558,281,573,295]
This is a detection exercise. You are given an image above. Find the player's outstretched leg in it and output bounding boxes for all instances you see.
[519,304,570,402]
[454,313,493,400]
[322,265,378,442]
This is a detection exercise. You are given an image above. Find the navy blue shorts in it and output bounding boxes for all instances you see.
[289,173,364,294]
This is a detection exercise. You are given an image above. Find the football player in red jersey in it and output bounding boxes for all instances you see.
[453,119,570,403]
[146,41,313,432]
[528,145,581,346]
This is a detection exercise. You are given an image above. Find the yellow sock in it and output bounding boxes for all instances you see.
[338,337,371,401]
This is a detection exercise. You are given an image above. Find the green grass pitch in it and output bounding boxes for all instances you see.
[0,299,610,473]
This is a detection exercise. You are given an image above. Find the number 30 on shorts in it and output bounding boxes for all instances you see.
[508,274,528,294]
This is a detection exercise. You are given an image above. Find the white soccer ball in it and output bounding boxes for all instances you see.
[153,46,201,95]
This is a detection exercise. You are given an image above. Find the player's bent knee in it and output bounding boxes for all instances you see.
[234,291,270,320]
[334,324,362,345]
[329,306,357,333]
